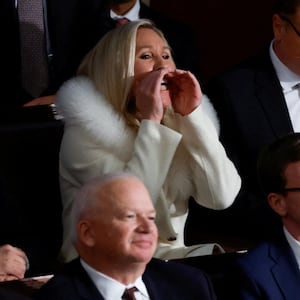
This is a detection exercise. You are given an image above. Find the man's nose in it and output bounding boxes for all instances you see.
[137,218,156,232]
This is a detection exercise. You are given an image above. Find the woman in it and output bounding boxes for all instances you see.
[57,19,241,262]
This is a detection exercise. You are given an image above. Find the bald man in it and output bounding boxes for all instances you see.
[36,173,217,300]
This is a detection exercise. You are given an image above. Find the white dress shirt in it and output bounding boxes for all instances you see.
[80,259,150,299]
[110,0,140,22]
[283,226,300,270]
[270,40,300,132]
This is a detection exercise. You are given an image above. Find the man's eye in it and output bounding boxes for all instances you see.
[162,54,170,59]
[126,214,135,219]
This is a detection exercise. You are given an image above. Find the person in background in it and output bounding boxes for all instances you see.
[0,0,106,113]
[198,0,300,248]
[35,173,217,300]
[90,0,202,81]
[0,0,201,113]
[0,244,28,282]
[232,133,300,299]
[56,19,241,263]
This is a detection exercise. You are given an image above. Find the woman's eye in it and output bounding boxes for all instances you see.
[140,53,152,60]
[162,54,170,60]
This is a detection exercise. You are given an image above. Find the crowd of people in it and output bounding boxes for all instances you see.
[1,0,300,299]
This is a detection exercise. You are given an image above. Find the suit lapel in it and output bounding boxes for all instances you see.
[71,259,106,300]
[269,236,300,299]
[254,53,294,138]
[143,273,160,300]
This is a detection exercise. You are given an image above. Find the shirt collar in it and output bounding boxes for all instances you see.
[269,40,300,92]
[110,0,140,22]
[80,258,149,299]
[283,226,300,269]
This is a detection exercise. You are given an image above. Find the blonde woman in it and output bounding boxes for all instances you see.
[57,19,241,262]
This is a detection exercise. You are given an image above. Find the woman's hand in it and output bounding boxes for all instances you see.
[134,68,171,123]
[166,70,202,116]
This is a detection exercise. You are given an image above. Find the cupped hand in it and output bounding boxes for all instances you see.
[134,68,171,123]
[166,69,202,116]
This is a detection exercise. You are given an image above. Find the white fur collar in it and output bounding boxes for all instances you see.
[56,76,135,151]
[56,76,220,144]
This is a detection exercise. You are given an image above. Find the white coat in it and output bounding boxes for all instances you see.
[56,76,241,262]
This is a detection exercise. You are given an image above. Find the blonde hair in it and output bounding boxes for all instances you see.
[77,19,171,128]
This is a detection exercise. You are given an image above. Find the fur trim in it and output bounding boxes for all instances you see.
[201,94,220,134]
[56,76,135,155]
[57,76,220,139]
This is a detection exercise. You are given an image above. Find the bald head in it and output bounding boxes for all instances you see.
[71,173,155,240]
[70,173,158,279]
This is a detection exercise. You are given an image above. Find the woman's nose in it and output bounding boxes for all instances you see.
[154,58,169,70]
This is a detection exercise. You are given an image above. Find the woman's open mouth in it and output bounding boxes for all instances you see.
[161,78,168,91]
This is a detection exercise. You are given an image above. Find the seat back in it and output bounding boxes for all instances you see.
[171,252,246,300]
[0,118,64,276]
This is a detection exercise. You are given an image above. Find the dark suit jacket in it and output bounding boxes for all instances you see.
[1,1,200,111]
[34,258,217,300]
[0,287,33,300]
[232,228,300,300]
[194,48,290,243]
[0,0,106,110]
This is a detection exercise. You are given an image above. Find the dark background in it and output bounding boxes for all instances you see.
[150,0,274,85]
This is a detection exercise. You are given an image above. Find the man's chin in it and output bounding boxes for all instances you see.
[130,249,155,263]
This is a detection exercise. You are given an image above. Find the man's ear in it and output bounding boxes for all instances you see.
[77,220,95,247]
[268,192,287,217]
[273,14,286,40]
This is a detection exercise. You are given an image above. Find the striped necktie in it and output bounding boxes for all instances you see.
[122,287,137,300]
[18,0,49,98]
[115,17,130,27]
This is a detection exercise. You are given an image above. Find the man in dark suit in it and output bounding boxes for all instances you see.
[232,133,300,299]
[0,0,106,111]
[35,173,217,300]
[193,0,300,247]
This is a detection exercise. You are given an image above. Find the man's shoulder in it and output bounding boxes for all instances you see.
[204,46,276,97]
[35,259,95,299]
[235,241,274,273]
[146,258,209,281]
[218,48,271,79]
[144,258,216,298]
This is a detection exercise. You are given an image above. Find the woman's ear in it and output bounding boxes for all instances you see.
[268,192,287,217]
[77,220,95,247]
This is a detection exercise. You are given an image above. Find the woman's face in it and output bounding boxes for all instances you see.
[134,28,175,107]
[134,27,175,75]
